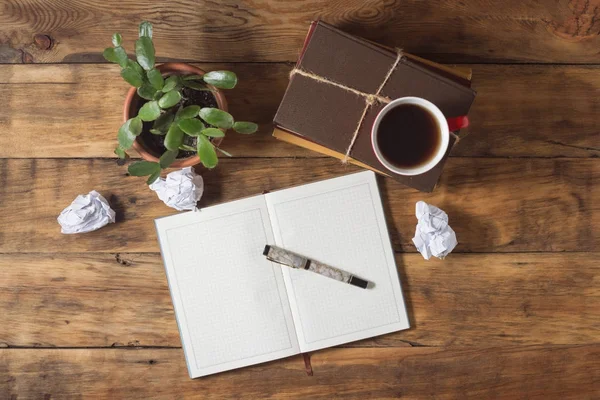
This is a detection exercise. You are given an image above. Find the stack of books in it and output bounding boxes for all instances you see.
[273,21,477,192]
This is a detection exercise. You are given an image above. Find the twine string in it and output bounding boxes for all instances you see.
[289,49,403,162]
[289,49,461,162]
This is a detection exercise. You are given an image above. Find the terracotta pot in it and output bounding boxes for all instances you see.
[123,62,228,168]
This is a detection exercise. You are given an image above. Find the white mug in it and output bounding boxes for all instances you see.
[371,97,468,176]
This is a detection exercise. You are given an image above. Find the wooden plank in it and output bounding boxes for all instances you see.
[0,253,176,348]
[1,253,598,348]
[0,158,596,253]
[2,1,600,64]
[0,63,301,158]
[454,65,600,158]
[1,64,599,159]
[1,346,598,399]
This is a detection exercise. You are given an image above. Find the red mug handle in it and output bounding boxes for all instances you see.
[446,116,469,132]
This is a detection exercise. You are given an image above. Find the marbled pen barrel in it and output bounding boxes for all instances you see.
[263,245,369,289]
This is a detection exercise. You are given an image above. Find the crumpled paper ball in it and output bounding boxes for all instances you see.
[57,190,116,234]
[411,201,457,260]
[150,167,204,211]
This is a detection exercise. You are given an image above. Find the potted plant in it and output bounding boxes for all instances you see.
[104,21,258,184]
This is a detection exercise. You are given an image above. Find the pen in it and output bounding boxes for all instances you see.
[263,245,371,289]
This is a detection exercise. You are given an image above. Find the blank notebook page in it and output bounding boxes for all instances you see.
[155,195,299,378]
[266,171,409,352]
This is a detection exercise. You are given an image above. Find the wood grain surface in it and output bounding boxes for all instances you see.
[1,253,598,348]
[2,0,600,398]
[2,0,600,64]
[1,63,599,158]
[2,346,598,399]
[0,158,597,253]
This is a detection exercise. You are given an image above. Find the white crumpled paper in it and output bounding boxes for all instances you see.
[412,201,457,260]
[57,190,116,234]
[149,167,204,211]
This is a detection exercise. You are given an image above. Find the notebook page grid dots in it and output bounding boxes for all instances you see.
[165,208,294,369]
[269,183,402,345]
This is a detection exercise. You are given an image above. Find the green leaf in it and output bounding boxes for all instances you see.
[120,67,144,87]
[128,160,160,176]
[118,125,136,150]
[183,80,210,91]
[147,69,164,90]
[103,47,116,62]
[152,112,174,133]
[232,121,258,134]
[200,127,225,138]
[129,117,143,136]
[139,21,153,38]
[215,146,233,157]
[203,70,238,89]
[103,46,128,68]
[199,108,234,129]
[158,90,182,109]
[164,124,184,151]
[183,74,204,81]
[127,59,144,76]
[178,119,205,136]
[112,33,123,47]
[149,129,164,135]
[135,37,155,71]
[162,75,180,92]
[197,134,218,169]
[138,101,161,121]
[159,150,179,168]
[179,144,196,152]
[147,170,161,185]
[137,84,157,101]
[114,146,127,159]
[117,118,142,149]
[176,105,201,120]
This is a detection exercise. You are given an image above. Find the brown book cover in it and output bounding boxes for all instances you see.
[273,127,390,175]
[274,21,477,192]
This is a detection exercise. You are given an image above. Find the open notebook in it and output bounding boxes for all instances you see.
[155,171,409,378]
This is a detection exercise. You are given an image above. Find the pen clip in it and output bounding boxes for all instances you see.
[265,255,289,267]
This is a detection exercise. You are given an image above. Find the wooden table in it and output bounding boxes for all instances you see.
[1,1,599,398]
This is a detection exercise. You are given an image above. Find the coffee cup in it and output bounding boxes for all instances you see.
[371,97,469,176]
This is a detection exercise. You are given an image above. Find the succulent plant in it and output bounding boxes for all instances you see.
[104,21,258,184]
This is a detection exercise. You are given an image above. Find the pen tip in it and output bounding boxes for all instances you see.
[263,245,271,256]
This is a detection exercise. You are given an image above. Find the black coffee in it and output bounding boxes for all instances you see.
[376,103,441,169]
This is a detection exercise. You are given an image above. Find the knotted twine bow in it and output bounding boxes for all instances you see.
[289,49,404,163]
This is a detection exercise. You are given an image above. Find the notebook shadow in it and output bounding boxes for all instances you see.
[394,253,417,333]
[376,176,417,332]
